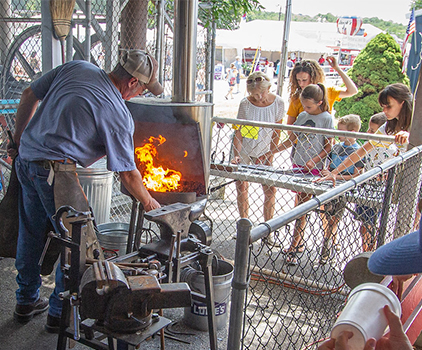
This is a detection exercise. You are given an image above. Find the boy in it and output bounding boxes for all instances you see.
[319,114,364,264]
[355,112,394,251]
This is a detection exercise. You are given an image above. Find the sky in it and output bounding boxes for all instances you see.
[258,0,413,25]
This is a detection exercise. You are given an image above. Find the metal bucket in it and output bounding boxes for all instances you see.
[181,259,234,331]
[97,222,130,258]
[76,159,113,224]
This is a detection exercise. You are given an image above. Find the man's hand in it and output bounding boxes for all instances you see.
[374,305,413,350]
[143,196,161,212]
[7,140,18,159]
[319,306,412,350]
[318,331,355,350]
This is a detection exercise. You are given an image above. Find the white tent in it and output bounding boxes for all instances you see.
[216,19,383,53]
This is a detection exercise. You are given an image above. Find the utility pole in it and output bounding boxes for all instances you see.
[278,4,282,21]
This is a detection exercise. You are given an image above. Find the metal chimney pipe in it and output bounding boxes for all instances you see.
[172,0,198,103]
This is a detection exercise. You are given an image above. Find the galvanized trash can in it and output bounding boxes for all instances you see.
[76,159,113,224]
[181,259,234,331]
[97,222,131,258]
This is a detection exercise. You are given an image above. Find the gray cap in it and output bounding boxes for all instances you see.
[119,49,163,95]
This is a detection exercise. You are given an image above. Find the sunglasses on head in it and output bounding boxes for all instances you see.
[246,77,265,84]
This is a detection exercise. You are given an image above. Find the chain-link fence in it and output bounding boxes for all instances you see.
[212,117,422,349]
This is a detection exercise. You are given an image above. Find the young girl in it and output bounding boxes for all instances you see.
[269,83,334,265]
[318,83,412,185]
[225,63,237,100]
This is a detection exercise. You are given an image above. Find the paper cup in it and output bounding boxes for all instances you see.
[331,283,401,350]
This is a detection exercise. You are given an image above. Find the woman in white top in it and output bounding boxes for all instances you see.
[231,71,285,222]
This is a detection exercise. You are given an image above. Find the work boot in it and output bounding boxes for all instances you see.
[14,296,49,323]
[45,314,61,333]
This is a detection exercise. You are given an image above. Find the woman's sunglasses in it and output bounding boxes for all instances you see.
[246,77,265,84]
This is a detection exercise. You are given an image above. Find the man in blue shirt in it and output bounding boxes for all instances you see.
[8,50,162,331]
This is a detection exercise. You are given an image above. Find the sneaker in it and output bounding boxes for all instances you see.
[45,314,61,333]
[14,296,49,323]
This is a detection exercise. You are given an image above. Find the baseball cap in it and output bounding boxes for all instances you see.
[368,217,422,275]
[119,49,164,96]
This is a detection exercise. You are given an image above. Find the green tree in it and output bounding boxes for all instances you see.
[410,0,422,10]
[334,33,409,131]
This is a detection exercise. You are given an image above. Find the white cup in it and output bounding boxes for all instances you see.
[331,282,401,350]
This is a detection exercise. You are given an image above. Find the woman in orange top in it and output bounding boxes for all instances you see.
[286,56,358,125]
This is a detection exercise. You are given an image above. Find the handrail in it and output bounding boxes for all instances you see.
[211,116,396,143]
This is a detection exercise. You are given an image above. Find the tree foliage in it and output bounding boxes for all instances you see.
[411,0,422,10]
[198,0,263,29]
[334,33,409,131]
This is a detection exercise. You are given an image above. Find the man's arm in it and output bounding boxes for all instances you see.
[119,169,161,211]
[13,86,40,147]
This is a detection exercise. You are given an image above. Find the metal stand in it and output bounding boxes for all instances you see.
[46,206,171,350]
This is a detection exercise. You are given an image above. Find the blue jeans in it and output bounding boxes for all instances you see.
[15,156,64,317]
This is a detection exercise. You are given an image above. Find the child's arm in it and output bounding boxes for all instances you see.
[263,123,283,165]
[304,137,333,172]
[274,131,296,154]
[263,131,295,161]
[317,142,374,185]
[326,56,358,98]
[337,165,364,181]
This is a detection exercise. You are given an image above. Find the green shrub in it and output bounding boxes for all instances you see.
[334,33,409,131]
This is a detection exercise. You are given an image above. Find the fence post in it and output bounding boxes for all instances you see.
[227,218,252,350]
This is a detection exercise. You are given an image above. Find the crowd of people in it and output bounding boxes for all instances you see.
[228,56,416,348]
[228,54,414,268]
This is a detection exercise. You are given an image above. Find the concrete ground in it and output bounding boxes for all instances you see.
[0,257,229,350]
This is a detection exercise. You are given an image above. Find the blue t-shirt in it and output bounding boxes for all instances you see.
[329,142,363,175]
[20,60,136,172]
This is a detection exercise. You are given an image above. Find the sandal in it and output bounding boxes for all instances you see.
[319,238,334,265]
[284,244,305,266]
[265,233,282,247]
[282,243,305,255]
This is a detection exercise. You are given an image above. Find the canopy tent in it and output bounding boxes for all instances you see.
[216,19,383,54]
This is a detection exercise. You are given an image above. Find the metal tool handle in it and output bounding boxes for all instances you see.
[38,233,52,267]
[71,294,80,340]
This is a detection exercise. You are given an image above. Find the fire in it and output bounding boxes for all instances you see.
[135,135,182,192]
[184,151,188,158]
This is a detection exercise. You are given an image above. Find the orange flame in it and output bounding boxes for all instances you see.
[184,151,188,158]
[135,135,182,192]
